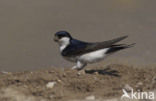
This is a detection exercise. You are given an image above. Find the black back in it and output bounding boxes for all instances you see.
[62,35,128,57]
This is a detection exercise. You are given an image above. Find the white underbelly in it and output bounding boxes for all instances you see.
[79,48,109,63]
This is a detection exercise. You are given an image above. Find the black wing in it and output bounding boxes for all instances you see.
[105,43,135,54]
[62,35,128,57]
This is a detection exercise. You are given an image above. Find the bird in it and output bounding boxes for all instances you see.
[54,31,134,70]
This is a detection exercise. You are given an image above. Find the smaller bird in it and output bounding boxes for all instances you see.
[54,31,134,70]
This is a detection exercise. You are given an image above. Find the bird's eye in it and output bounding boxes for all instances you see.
[57,34,65,39]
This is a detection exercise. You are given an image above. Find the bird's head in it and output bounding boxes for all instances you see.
[54,31,72,46]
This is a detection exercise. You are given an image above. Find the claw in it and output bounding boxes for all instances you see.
[77,70,86,75]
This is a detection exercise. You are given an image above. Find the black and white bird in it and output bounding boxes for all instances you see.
[54,31,134,70]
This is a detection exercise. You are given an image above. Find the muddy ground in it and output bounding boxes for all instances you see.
[0,64,156,101]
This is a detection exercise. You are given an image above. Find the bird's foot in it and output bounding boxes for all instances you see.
[77,70,85,76]
[72,66,78,70]
[72,66,85,75]
[72,66,84,70]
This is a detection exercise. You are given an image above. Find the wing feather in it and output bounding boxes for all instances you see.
[62,35,128,57]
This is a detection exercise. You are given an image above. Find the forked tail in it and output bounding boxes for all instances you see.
[106,43,135,54]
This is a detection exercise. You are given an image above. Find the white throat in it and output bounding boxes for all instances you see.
[59,37,70,51]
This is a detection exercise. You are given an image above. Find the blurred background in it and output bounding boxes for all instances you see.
[0,0,156,71]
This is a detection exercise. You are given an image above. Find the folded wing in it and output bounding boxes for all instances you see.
[62,35,130,57]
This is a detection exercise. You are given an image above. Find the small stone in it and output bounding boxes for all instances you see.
[63,73,66,77]
[124,84,133,92]
[57,79,62,83]
[94,77,98,81]
[48,71,55,73]
[46,81,56,89]
[137,82,143,85]
[135,82,143,91]
[136,82,143,87]
[49,95,54,99]
[151,76,156,89]
[0,71,10,74]
[85,95,95,100]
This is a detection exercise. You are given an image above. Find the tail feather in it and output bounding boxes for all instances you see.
[106,43,135,54]
[105,35,128,45]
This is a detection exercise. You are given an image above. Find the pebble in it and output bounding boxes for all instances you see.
[57,79,62,83]
[0,71,10,74]
[135,82,143,90]
[85,95,95,100]
[46,81,56,89]
[151,76,156,89]
[124,84,133,92]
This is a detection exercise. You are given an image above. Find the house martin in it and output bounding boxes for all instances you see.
[54,31,134,70]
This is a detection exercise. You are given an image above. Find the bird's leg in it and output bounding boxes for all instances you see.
[72,61,87,70]
[72,66,78,70]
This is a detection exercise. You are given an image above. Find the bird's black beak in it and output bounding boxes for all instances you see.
[54,36,59,42]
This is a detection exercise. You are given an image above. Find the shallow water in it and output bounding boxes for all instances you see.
[0,0,156,71]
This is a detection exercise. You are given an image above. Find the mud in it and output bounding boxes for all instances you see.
[0,64,156,101]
